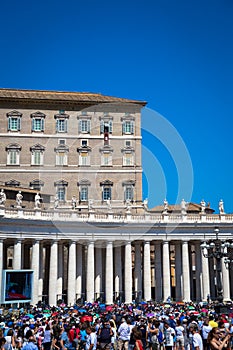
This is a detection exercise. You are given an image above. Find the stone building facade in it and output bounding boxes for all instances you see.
[0,88,146,210]
[0,88,232,306]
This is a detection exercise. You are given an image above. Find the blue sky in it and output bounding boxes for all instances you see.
[0,0,232,213]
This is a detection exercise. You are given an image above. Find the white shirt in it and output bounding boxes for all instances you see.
[192,332,203,350]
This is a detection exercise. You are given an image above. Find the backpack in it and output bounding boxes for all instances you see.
[157,330,163,344]
[99,326,111,341]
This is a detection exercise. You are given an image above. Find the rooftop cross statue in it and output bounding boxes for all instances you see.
[219,199,225,214]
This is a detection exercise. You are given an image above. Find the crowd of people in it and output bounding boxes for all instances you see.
[0,300,232,350]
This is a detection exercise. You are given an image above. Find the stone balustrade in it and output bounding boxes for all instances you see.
[1,206,233,223]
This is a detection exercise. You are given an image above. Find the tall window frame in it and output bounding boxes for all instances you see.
[77,179,91,202]
[122,180,135,202]
[77,115,91,134]
[100,180,113,201]
[99,115,113,134]
[7,111,22,132]
[31,111,46,132]
[77,146,91,167]
[121,114,135,135]
[54,180,68,202]
[6,143,21,165]
[100,145,113,167]
[55,144,69,166]
[30,144,45,166]
[54,112,69,133]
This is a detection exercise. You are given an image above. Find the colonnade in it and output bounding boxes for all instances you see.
[1,238,232,305]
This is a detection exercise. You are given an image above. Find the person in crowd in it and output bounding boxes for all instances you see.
[201,319,212,350]
[0,338,6,350]
[189,323,203,350]
[207,327,230,350]
[22,336,38,350]
[85,327,97,350]
[117,318,130,350]
[133,328,143,350]
[79,324,87,350]
[147,319,159,350]
[175,319,184,350]
[97,319,113,350]
[163,321,175,350]
[109,321,117,350]
[4,329,16,350]
[42,324,52,350]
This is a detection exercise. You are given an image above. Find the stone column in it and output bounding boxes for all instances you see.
[76,243,82,300]
[182,241,191,301]
[67,241,76,306]
[105,241,113,304]
[38,243,44,301]
[13,239,22,270]
[175,243,182,301]
[114,246,122,301]
[95,247,102,300]
[154,242,162,302]
[124,241,132,303]
[201,253,210,301]
[57,242,63,301]
[134,242,142,301]
[31,240,40,305]
[86,241,95,302]
[195,242,202,302]
[49,240,58,306]
[162,241,171,301]
[222,259,230,301]
[143,241,151,301]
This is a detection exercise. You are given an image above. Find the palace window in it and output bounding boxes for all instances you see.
[77,179,91,202]
[7,111,22,131]
[6,143,21,165]
[121,114,135,135]
[122,144,135,166]
[78,117,91,133]
[30,144,45,166]
[77,145,91,166]
[123,181,135,201]
[100,145,113,166]
[31,111,45,132]
[100,116,113,134]
[55,144,69,166]
[54,180,68,202]
[100,180,113,201]
[54,112,69,133]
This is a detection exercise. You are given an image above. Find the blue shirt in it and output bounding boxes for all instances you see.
[22,342,38,350]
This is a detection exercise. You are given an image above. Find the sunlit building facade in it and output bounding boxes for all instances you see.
[0,88,232,306]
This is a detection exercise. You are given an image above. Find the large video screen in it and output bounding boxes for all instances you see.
[2,270,33,304]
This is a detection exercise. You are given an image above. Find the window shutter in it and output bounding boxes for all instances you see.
[32,118,35,131]
[17,117,21,131]
[64,119,68,132]
[56,119,59,132]
[122,121,126,134]
[41,118,44,131]
[79,120,82,133]
[131,121,134,134]
[8,117,11,131]
[109,120,112,133]
[100,120,104,134]
[87,120,91,133]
